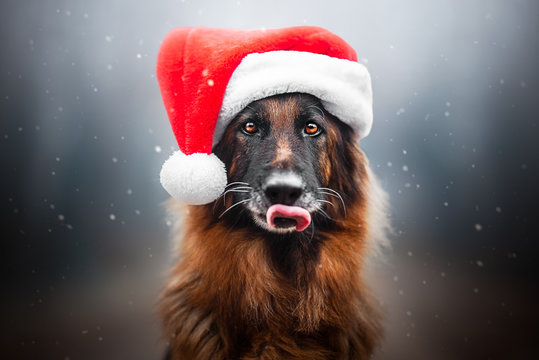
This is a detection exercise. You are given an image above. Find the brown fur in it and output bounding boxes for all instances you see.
[160,94,386,359]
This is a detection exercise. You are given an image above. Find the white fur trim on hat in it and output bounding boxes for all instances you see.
[213,50,373,145]
[160,151,227,205]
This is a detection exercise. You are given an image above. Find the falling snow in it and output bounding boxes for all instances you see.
[476,260,484,267]
[2,3,535,358]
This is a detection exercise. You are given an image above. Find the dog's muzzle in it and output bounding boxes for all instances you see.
[261,172,311,232]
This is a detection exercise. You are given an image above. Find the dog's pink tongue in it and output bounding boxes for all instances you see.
[266,204,311,232]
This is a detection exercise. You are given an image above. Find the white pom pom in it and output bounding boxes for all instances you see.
[160,151,227,205]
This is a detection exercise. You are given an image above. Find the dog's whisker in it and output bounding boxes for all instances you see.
[316,199,335,207]
[318,208,334,221]
[317,191,343,205]
[317,187,341,194]
[317,191,338,198]
[317,187,343,196]
[213,184,253,211]
[225,187,253,191]
[222,188,252,205]
[317,187,346,215]
[318,188,340,195]
[219,198,252,219]
[225,182,251,189]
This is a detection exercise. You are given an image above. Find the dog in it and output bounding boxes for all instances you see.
[160,92,390,359]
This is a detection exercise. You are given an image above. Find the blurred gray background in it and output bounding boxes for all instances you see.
[2,0,538,359]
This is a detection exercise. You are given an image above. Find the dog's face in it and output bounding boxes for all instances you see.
[212,93,362,234]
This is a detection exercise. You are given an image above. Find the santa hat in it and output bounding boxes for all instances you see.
[157,26,373,205]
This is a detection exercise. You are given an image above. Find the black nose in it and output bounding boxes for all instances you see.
[264,184,303,205]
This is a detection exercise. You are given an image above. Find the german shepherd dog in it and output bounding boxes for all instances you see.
[161,93,390,359]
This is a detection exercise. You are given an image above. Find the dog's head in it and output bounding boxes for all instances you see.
[212,93,366,234]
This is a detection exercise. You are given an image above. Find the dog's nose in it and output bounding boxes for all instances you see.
[264,184,303,205]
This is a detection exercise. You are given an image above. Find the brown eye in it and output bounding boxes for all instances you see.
[243,122,258,134]
[304,122,320,136]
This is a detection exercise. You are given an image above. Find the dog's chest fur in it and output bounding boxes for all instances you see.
[161,200,382,360]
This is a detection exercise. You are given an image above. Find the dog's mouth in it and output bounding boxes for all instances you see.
[266,204,311,232]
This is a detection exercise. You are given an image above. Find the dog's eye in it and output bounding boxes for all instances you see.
[304,122,321,136]
[242,122,258,135]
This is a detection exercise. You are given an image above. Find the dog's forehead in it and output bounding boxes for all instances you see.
[257,95,302,128]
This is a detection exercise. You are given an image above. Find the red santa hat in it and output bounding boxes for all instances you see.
[157,26,373,205]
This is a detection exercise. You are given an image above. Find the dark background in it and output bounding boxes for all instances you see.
[2,0,538,359]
